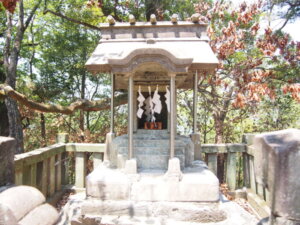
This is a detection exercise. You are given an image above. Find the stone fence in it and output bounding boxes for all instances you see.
[12,135,105,203]
[201,136,272,218]
[1,130,299,224]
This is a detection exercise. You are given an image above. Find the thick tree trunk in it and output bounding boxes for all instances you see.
[2,0,42,153]
[0,70,9,136]
[214,118,224,144]
[5,99,24,153]
[0,102,9,136]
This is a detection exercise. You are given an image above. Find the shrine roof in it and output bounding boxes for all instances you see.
[85,21,219,75]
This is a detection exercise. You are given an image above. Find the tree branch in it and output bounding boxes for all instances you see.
[43,9,101,31]
[0,84,127,114]
[24,0,42,31]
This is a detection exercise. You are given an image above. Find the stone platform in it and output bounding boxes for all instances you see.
[58,193,259,225]
[86,161,219,202]
[111,130,194,170]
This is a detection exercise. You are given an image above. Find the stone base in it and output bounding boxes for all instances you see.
[164,157,183,181]
[125,159,137,174]
[58,192,259,225]
[86,160,219,202]
[81,200,225,223]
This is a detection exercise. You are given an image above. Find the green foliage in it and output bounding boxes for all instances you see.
[0,0,299,150]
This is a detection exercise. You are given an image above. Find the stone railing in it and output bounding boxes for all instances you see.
[201,136,271,218]
[13,135,105,202]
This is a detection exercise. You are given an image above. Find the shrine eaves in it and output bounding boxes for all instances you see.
[85,14,219,91]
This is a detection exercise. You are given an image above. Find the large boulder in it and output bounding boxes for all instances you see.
[0,186,59,225]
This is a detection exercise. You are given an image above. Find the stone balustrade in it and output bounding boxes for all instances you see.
[13,134,105,201]
[1,130,299,224]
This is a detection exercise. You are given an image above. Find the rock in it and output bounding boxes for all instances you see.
[0,137,15,186]
[18,203,59,225]
[253,129,300,222]
[0,185,45,221]
[0,202,18,225]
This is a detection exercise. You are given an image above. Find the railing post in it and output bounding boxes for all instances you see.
[15,170,23,185]
[30,164,37,187]
[55,153,62,191]
[226,152,237,190]
[249,155,257,193]
[75,152,87,188]
[61,152,69,185]
[56,133,69,143]
[41,159,49,196]
[207,153,218,175]
[243,152,250,188]
[48,156,56,196]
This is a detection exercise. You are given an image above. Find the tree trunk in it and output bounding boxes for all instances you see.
[2,0,42,153]
[5,99,24,153]
[214,118,224,144]
[40,113,46,147]
[79,68,86,141]
[0,69,9,136]
[4,9,24,153]
[214,115,225,183]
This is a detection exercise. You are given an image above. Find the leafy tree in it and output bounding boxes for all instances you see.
[266,0,300,30]
[1,0,42,153]
[195,0,300,143]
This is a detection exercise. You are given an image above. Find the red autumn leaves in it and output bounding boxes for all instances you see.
[202,1,300,107]
[0,0,19,13]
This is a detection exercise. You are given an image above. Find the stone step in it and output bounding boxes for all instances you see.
[136,129,169,135]
[115,139,187,148]
[118,146,185,155]
[136,154,185,169]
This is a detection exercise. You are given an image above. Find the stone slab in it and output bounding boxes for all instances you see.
[0,137,15,186]
[18,203,59,225]
[0,185,45,221]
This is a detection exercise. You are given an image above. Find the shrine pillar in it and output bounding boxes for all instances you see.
[110,73,115,133]
[191,70,202,160]
[169,74,176,158]
[128,75,134,159]
[104,73,115,161]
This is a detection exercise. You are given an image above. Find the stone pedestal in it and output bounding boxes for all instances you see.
[86,161,219,202]
[254,129,300,225]
[124,159,137,174]
[191,132,202,160]
[0,137,15,186]
[164,157,182,181]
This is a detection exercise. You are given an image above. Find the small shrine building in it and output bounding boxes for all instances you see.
[86,15,218,172]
